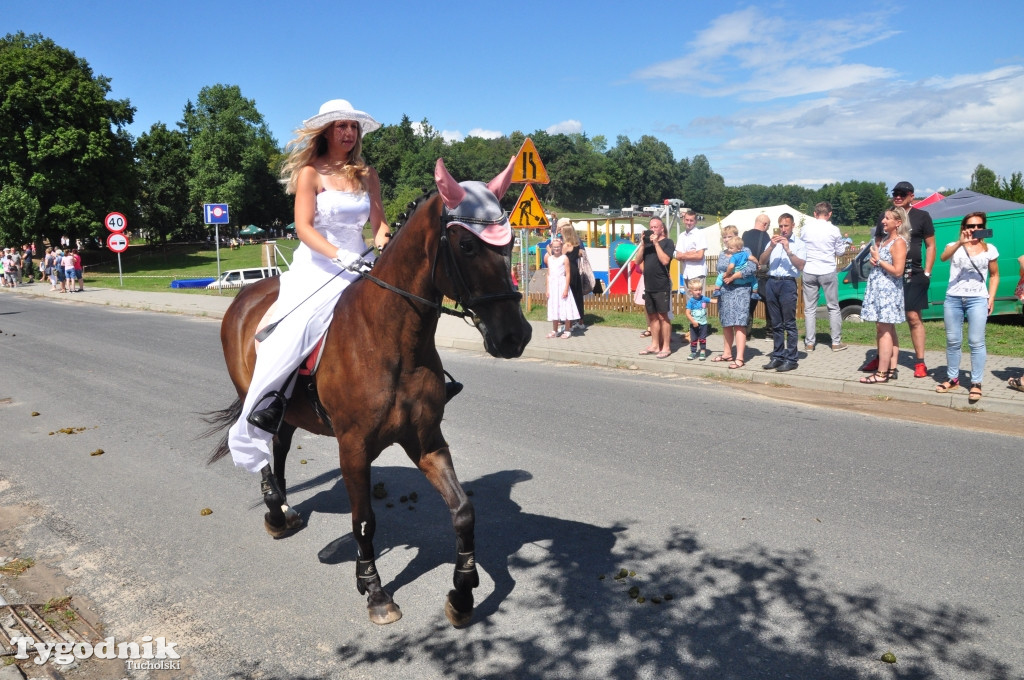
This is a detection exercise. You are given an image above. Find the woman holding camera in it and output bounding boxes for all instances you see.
[936,212,999,403]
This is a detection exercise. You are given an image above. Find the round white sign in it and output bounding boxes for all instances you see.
[107,232,129,253]
[105,212,127,233]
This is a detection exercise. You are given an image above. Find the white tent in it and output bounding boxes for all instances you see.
[699,204,815,256]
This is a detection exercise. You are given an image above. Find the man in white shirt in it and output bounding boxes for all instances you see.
[673,209,707,297]
[799,201,847,352]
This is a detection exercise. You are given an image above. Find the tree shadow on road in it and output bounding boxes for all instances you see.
[315,468,1020,680]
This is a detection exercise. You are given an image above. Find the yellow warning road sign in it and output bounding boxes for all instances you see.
[509,184,548,228]
[511,138,549,184]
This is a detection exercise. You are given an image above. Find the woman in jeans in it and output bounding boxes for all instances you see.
[936,212,999,403]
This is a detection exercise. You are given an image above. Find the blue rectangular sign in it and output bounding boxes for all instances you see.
[204,203,230,225]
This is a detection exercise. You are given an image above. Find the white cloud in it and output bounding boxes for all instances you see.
[466,128,503,139]
[695,65,1024,187]
[440,129,464,143]
[546,119,582,135]
[639,7,1024,188]
[633,7,898,101]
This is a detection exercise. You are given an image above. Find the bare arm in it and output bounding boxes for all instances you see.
[923,235,937,275]
[365,167,391,250]
[987,258,999,314]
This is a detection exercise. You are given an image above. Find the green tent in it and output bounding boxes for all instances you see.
[284,222,296,231]
[239,224,264,235]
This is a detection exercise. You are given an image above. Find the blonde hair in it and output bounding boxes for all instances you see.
[885,206,911,242]
[721,225,739,238]
[725,235,744,252]
[279,120,368,195]
[560,224,580,247]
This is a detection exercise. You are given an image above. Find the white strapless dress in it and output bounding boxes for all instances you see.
[228,190,370,472]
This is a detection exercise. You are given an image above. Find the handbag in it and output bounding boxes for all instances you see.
[578,248,595,295]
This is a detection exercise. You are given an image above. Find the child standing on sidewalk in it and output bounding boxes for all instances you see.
[685,279,712,360]
[545,238,580,338]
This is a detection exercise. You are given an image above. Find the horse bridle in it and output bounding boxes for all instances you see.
[357,204,522,323]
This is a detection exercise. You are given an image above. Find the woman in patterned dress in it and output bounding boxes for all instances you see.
[859,206,909,384]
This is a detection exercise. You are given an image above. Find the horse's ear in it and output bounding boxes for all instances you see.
[487,156,516,200]
[434,158,466,210]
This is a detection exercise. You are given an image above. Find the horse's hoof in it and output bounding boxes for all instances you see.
[368,602,402,625]
[445,598,473,628]
[264,511,303,539]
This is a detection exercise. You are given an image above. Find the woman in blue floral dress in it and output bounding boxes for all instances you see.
[860,206,909,384]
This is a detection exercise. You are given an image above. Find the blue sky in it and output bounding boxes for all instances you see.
[6,0,1024,196]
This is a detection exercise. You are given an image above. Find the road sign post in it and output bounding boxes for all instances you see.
[106,230,129,286]
[203,204,230,294]
[509,138,550,311]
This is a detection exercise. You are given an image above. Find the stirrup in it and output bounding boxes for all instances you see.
[247,390,288,434]
[443,370,463,404]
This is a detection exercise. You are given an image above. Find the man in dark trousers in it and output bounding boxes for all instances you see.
[759,213,805,372]
[634,217,675,359]
[862,181,936,378]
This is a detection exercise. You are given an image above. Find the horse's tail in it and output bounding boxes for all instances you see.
[198,398,243,465]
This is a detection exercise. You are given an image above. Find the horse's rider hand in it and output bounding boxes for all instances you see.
[333,249,362,270]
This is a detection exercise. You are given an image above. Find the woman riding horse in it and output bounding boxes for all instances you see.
[211,100,531,626]
[229,99,395,472]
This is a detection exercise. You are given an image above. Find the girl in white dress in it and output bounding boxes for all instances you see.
[228,100,391,474]
[544,238,580,338]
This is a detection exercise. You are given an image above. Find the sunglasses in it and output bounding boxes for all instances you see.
[965,223,984,228]
[892,191,909,198]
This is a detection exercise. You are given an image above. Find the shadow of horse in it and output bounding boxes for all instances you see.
[298,466,624,627]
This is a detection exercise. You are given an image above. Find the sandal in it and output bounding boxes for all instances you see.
[710,355,734,363]
[640,329,652,337]
[859,372,889,384]
[935,378,960,393]
[968,384,983,403]
[546,331,558,338]
[887,368,898,380]
[639,348,658,355]
[728,359,745,369]
[656,351,671,359]
[1008,377,1024,393]
[559,331,572,339]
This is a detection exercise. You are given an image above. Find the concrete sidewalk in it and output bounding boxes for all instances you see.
[5,282,1024,415]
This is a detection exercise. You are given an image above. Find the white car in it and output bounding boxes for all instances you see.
[206,267,282,290]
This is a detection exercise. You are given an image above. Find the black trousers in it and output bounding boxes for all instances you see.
[766,278,798,362]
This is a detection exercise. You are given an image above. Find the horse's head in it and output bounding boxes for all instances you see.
[434,157,532,358]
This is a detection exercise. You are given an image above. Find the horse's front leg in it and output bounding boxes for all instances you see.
[414,444,478,627]
[342,458,402,625]
[261,422,303,538]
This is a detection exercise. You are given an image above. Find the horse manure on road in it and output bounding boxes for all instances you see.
[89,449,104,456]
[372,482,387,499]
[31,411,39,416]
[200,508,212,516]
[881,652,897,664]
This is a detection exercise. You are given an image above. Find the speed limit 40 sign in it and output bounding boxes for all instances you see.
[104,212,127,233]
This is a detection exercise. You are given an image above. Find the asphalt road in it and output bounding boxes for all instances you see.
[0,296,1021,679]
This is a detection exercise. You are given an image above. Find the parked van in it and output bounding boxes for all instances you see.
[205,266,282,290]
[836,208,1024,321]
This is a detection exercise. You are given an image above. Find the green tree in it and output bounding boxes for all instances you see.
[180,84,285,238]
[683,154,727,215]
[969,164,999,197]
[135,123,190,246]
[0,32,136,247]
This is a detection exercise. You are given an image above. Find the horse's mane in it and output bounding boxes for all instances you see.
[390,189,437,235]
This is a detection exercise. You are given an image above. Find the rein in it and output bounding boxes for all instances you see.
[357,201,521,322]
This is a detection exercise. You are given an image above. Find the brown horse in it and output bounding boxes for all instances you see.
[205,159,531,626]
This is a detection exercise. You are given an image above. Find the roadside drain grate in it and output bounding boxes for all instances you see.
[0,603,101,656]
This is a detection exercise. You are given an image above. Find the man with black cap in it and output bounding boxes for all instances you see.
[863,181,935,377]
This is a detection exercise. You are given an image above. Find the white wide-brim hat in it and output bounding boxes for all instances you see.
[303,99,381,135]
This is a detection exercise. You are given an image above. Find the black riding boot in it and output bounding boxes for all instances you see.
[443,370,463,404]
[247,391,288,434]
